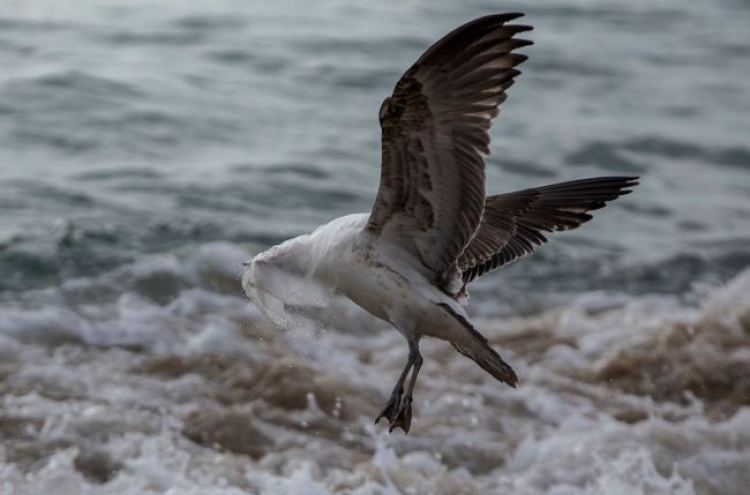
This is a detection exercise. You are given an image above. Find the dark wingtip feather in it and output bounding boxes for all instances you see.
[623,176,640,188]
[458,176,640,284]
[607,176,640,196]
[510,25,534,35]
[484,12,526,23]
[513,38,535,49]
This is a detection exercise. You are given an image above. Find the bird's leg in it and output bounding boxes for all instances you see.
[389,340,422,434]
[374,347,415,425]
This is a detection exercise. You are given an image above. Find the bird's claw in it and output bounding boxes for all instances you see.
[388,396,413,434]
[374,394,401,425]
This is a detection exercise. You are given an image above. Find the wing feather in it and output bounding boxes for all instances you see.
[459,177,639,284]
[366,13,532,286]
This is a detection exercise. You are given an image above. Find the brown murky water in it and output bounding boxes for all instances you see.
[2,246,749,493]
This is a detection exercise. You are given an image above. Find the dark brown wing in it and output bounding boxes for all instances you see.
[459,176,639,284]
[365,13,532,284]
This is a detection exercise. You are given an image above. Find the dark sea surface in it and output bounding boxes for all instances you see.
[1,1,749,494]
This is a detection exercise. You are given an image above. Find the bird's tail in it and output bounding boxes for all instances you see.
[438,303,517,387]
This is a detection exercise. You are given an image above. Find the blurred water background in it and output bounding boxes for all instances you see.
[1,0,749,494]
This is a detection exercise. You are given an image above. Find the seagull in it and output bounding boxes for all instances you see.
[242,13,638,433]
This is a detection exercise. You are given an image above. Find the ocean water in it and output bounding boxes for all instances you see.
[1,0,749,493]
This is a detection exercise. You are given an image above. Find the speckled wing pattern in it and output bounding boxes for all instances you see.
[458,177,639,284]
[366,13,533,284]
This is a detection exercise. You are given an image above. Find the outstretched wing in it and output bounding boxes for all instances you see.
[459,177,639,284]
[366,13,532,285]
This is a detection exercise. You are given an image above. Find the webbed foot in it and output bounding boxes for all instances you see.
[374,392,401,425]
[388,396,413,433]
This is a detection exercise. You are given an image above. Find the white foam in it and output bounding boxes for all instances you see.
[1,255,749,494]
